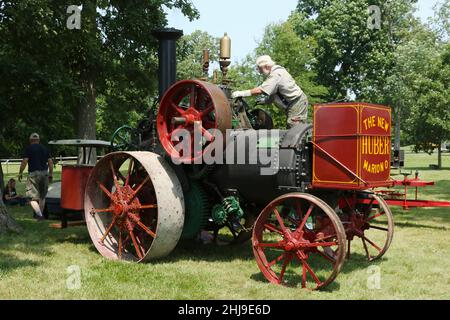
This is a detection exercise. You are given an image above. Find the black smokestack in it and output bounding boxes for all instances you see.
[153,28,183,101]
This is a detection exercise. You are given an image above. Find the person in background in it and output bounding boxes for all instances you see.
[231,55,309,128]
[18,133,53,220]
[3,178,27,206]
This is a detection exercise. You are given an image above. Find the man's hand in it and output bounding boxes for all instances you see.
[18,173,23,182]
[48,175,53,183]
[231,90,252,99]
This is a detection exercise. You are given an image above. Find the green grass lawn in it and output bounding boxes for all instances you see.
[1,152,449,300]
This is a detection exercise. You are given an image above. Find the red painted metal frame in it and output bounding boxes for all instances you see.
[373,173,450,209]
[312,103,392,190]
[358,198,450,209]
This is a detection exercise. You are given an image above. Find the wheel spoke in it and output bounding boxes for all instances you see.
[366,211,385,222]
[278,254,292,284]
[368,224,389,232]
[129,230,144,260]
[139,204,158,210]
[300,256,322,286]
[90,207,113,214]
[97,182,114,201]
[201,126,215,142]
[298,204,314,231]
[306,241,337,248]
[273,208,288,232]
[129,176,150,203]
[295,199,304,218]
[99,216,117,244]
[118,230,123,259]
[201,106,214,117]
[315,250,336,264]
[256,241,284,249]
[363,235,382,252]
[171,102,186,115]
[190,85,197,108]
[314,233,337,242]
[267,253,285,268]
[264,223,283,235]
[136,220,156,238]
[109,161,121,194]
[361,237,371,260]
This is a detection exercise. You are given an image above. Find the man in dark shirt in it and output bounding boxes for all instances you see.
[18,133,53,220]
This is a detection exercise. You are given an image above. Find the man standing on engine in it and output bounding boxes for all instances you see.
[231,55,309,128]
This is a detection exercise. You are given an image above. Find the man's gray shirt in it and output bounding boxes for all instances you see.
[259,65,305,110]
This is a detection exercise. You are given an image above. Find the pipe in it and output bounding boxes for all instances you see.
[153,28,183,101]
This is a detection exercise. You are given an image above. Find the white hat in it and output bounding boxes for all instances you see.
[29,133,40,140]
[256,55,275,68]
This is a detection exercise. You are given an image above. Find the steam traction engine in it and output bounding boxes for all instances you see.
[84,29,394,290]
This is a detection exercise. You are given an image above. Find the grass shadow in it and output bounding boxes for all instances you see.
[0,252,40,274]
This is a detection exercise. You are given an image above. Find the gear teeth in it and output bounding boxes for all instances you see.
[181,181,211,240]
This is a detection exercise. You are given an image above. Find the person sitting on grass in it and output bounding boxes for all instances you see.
[3,178,27,207]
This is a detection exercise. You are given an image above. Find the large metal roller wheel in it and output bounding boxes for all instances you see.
[84,152,184,262]
[252,193,346,290]
[157,79,232,163]
[340,193,394,262]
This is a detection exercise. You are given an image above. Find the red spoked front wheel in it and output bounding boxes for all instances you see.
[252,193,346,290]
[84,152,184,262]
[157,80,232,163]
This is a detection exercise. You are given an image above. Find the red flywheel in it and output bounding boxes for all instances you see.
[157,80,232,163]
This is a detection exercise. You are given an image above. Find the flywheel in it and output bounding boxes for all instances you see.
[157,79,232,163]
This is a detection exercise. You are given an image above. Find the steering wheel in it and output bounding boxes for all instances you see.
[110,125,141,151]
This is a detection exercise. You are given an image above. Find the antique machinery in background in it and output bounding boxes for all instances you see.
[84,29,404,290]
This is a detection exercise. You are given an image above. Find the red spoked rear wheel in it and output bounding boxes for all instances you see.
[157,80,232,163]
[339,193,394,262]
[252,193,346,290]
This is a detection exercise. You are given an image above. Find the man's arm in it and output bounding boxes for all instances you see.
[18,159,28,182]
[48,158,54,182]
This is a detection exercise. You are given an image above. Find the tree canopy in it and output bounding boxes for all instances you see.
[0,0,198,157]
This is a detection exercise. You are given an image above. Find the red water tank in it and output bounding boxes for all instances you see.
[60,165,94,211]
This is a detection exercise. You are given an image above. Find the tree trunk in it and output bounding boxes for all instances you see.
[394,104,401,152]
[0,164,22,234]
[78,77,97,165]
[438,141,442,170]
[76,1,98,165]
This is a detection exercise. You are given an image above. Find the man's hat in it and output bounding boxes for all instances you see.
[256,55,275,68]
[29,133,40,140]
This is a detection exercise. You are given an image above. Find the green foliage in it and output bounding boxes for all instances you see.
[295,0,418,101]
[256,13,329,105]
[0,0,199,157]
[177,30,220,80]
[404,42,450,154]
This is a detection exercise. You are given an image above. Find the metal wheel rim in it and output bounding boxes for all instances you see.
[252,193,346,290]
[84,152,184,262]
